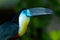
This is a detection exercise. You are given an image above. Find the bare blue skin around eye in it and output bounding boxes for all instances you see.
[22,9,32,17]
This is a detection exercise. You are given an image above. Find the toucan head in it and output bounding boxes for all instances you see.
[18,7,53,37]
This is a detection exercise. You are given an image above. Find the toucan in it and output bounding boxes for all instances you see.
[18,7,53,37]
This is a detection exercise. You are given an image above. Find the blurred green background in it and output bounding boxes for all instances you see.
[0,0,60,40]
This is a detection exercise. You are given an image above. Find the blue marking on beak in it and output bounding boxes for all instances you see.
[26,9,32,17]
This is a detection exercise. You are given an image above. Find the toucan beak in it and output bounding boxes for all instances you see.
[27,8,53,16]
[18,7,53,37]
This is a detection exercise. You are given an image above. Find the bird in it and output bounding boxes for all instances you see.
[18,7,53,37]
